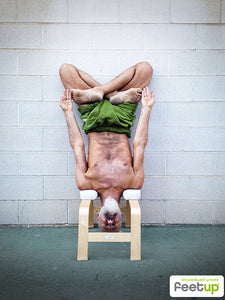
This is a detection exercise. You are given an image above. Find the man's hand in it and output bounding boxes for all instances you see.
[60,89,73,112]
[141,87,155,108]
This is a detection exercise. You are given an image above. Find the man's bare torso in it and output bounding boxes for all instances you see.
[84,132,136,197]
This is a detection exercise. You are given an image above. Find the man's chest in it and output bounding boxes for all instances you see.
[85,159,134,190]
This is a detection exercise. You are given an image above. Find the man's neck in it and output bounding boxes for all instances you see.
[99,189,121,206]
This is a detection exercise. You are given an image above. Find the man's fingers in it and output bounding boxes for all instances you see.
[144,87,147,97]
[60,96,64,107]
[68,89,71,100]
[142,87,146,97]
[151,90,155,98]
[64,89,67,98]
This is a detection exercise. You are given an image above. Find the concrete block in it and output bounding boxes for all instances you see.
[0,0,16,22]
[141,200,165,224]
[142,176,190,200]
[165,200,214,224]
[167,103,192,126]
[191,128,225,151]
[149,102,167,127]
[68,0,119,23]
[0,51,17,75]
[43,76,64,101]
[0,76,42,101]
[144,52,169,77]
[193,77,225,101]
[18,51,68,76]
[19,200,67,224]
[43,128,71,151]
[190,177,225,201]
[143,152,165,176]
[116,52,146,75]
[0,153,18,175]
[214,202,225,224]
[222,0,225,23]
[68,200,81,224]
[0,24,42,49]
[20,152,67,176]
[0,176,43,200]
[92,24,145,50]
[169,52,218,76]
[19,102,66,127]
[215,153,225,175]
[219,52,225,75]
[0,201,18,224]
[216,103,225,126]
[44,24,93,49]
[166,152,215,176]
[170,0,220,23]
[167,102,223,126]
[68,152,76,176]
[68,51,120,77]
[120,0,170,23]
[44,176,80,200]
[147,127,192,151]
[150,77,195,101]
[145,25,195,50]
[197,25,225,49]
[0,128,42,151]
[17,0,67,23]
[0,102,18,126]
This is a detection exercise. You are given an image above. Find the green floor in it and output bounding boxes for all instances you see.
[0,225,224,300]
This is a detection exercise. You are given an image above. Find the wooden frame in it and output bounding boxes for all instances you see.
[77,197,141,261]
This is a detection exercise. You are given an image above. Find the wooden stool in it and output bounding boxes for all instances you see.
[77,190,141,261]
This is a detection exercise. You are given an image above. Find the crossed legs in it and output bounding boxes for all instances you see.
[59,62,153,105]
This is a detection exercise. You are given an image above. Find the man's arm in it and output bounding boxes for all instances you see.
[60,89,90,189]
[132,87,155,187]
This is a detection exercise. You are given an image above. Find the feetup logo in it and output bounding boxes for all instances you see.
[170,275,224,298]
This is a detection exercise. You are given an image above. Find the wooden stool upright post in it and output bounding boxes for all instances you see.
[77,190,141,261]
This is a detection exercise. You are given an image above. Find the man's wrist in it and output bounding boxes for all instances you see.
[64,110,74,116]
[141,106,152,112]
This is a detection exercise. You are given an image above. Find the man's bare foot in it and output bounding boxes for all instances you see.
[71,87,104,104]
[109,88,142,105]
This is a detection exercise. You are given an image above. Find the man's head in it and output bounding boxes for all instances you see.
[97,197,123,232]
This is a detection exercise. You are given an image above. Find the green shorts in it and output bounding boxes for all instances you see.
[78,99,138,138]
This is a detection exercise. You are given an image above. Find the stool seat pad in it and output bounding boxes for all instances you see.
[80,190,98,200]
[79,189,141,200]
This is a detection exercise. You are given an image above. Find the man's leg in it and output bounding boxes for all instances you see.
[59,64,104,105]
[59,62,153,105]
[107,62,153,104]
[59,63,100,90]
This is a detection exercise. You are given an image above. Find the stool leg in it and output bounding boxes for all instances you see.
[77,199,91,261]
[89,200,94,228]
[126,200,131,228]
[129,200,141,261]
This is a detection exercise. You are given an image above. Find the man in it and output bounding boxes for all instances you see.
[59,62,155,232]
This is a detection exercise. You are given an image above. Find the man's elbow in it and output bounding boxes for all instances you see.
[72,141,85,153]
[133,139,147,149]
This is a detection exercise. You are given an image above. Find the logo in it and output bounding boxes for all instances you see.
[170,275,224,298]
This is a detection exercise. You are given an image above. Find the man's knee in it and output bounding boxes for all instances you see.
[59,63,74,76]
[137,61,153,76]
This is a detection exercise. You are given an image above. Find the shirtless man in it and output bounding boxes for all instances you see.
[59,62,155,232]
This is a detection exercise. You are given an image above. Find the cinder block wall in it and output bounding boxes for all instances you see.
[0,0,224,225]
